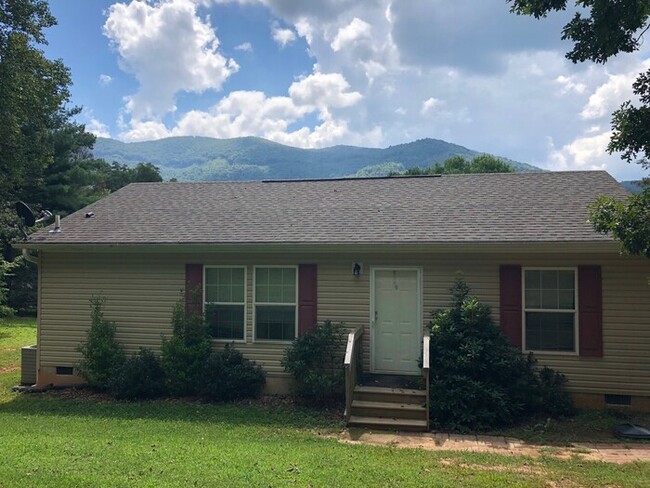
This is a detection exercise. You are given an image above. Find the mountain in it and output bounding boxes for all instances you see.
[620,180,644,194]
[93,136,542,182]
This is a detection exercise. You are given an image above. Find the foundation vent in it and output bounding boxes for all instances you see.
[605,394,631,406]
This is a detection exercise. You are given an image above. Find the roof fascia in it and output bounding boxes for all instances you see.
[13,241,623,255]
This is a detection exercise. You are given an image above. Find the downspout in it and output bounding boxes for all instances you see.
[22,248,41,386]
[22,249,40,265]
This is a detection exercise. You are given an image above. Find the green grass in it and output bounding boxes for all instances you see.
[0,316,36,401]
[493,409,650,446]
[1,318,650,487]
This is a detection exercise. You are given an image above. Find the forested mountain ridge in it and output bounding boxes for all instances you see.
[93,136,542,181]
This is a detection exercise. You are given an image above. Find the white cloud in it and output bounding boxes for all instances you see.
[86,118,111,138]
[580,68,643,120]
[330,17,371,52]
[420,97,442,115]
[120,70,364,147]
[555,75,586,95]
[549,130,612,169]
[288,71,362,109]
[99,74,113,86]
[271,21,296,47]
[104,0,238,120]
[234,41,252,52]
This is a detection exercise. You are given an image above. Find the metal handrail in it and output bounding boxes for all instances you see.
[344,327,364,422]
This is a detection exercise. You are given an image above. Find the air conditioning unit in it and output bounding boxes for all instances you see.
[21,345,37,385]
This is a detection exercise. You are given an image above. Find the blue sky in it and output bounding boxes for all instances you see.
[42,0,650,180]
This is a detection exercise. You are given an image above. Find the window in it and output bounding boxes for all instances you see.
[523,268,577,353]
[254,267,297,341]
[204,267,246,340]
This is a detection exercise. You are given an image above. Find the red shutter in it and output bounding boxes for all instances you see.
[185,264,203,317]
[298,264,318,336]
[578,265,603,357]
[499,265,522,348]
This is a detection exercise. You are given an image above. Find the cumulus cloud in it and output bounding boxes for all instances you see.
[234,41,253,52]
[288,72,362,109]
[99,74,113,86]
[331,17,371,52]
[86,118,111,138]
[580,66,646,120]
[420,97,442,115]
[104,0,238,120]
[121,70,364,147]
[271,21,296,47]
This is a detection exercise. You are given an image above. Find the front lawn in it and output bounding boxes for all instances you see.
[1,318,650,487]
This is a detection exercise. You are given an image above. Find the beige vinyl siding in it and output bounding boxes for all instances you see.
[39,250,650,395]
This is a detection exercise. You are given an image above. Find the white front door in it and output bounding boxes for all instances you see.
[371,268,422,375]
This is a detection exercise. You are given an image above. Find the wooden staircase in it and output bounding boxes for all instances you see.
[344,327,430,432]
[347,385,428,431]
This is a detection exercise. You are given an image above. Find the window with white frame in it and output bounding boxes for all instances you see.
[254,267,297,341]
[524,268,577,353]
[204,267,246,340]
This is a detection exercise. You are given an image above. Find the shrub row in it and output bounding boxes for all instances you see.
[77,297,265,401]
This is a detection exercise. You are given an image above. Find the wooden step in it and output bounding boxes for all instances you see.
[351,400,427,420]
[353,385,426,404]
[347,415,429,432]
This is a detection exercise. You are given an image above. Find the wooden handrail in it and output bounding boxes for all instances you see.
[422,334,430,431]
[344,327,364,422]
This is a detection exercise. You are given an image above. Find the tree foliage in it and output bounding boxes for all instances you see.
[509,0,650,64]
[397,154,514,176]
[76,296,126,390]
[509,0,650,257]
[0,1,164,315]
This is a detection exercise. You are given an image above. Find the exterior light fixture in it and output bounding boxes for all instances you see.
[352,262,362,276]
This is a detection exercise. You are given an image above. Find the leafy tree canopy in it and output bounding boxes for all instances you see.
[509,0,650,258]
[397,154,514,176]
[0,0,163,316]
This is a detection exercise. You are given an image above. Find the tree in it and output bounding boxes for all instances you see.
[508,1,650,257]
[0,1,164,315]
[398,154,514,176]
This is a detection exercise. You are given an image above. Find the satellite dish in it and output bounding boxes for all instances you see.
[15,201,36,227]
[14,201,53,240]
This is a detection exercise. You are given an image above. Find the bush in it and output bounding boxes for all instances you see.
[201,344,266,401]
[282,320,346,402]
[161,300,212,396]
[0,257,16,318]
[428,277,573,432]
[112,347,167,400]
[77,296,126,390]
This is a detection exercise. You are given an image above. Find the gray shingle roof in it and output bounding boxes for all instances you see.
[24,171,629,246]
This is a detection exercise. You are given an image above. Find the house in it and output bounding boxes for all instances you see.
[15,171,650,416]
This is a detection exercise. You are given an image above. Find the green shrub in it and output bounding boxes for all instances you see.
[161,300,212,396]
[535,366,575,418]
[77,296,126,390]
[282,320,346,402]
[112,347,167,400]
[201,344,266,401]
[428,277,573,432]
[0,258,16,318]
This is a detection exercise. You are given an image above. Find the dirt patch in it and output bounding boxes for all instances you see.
[334,430,650,464]
[0,366,19,374]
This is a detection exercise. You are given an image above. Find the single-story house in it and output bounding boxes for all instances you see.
[15,171,650,413]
